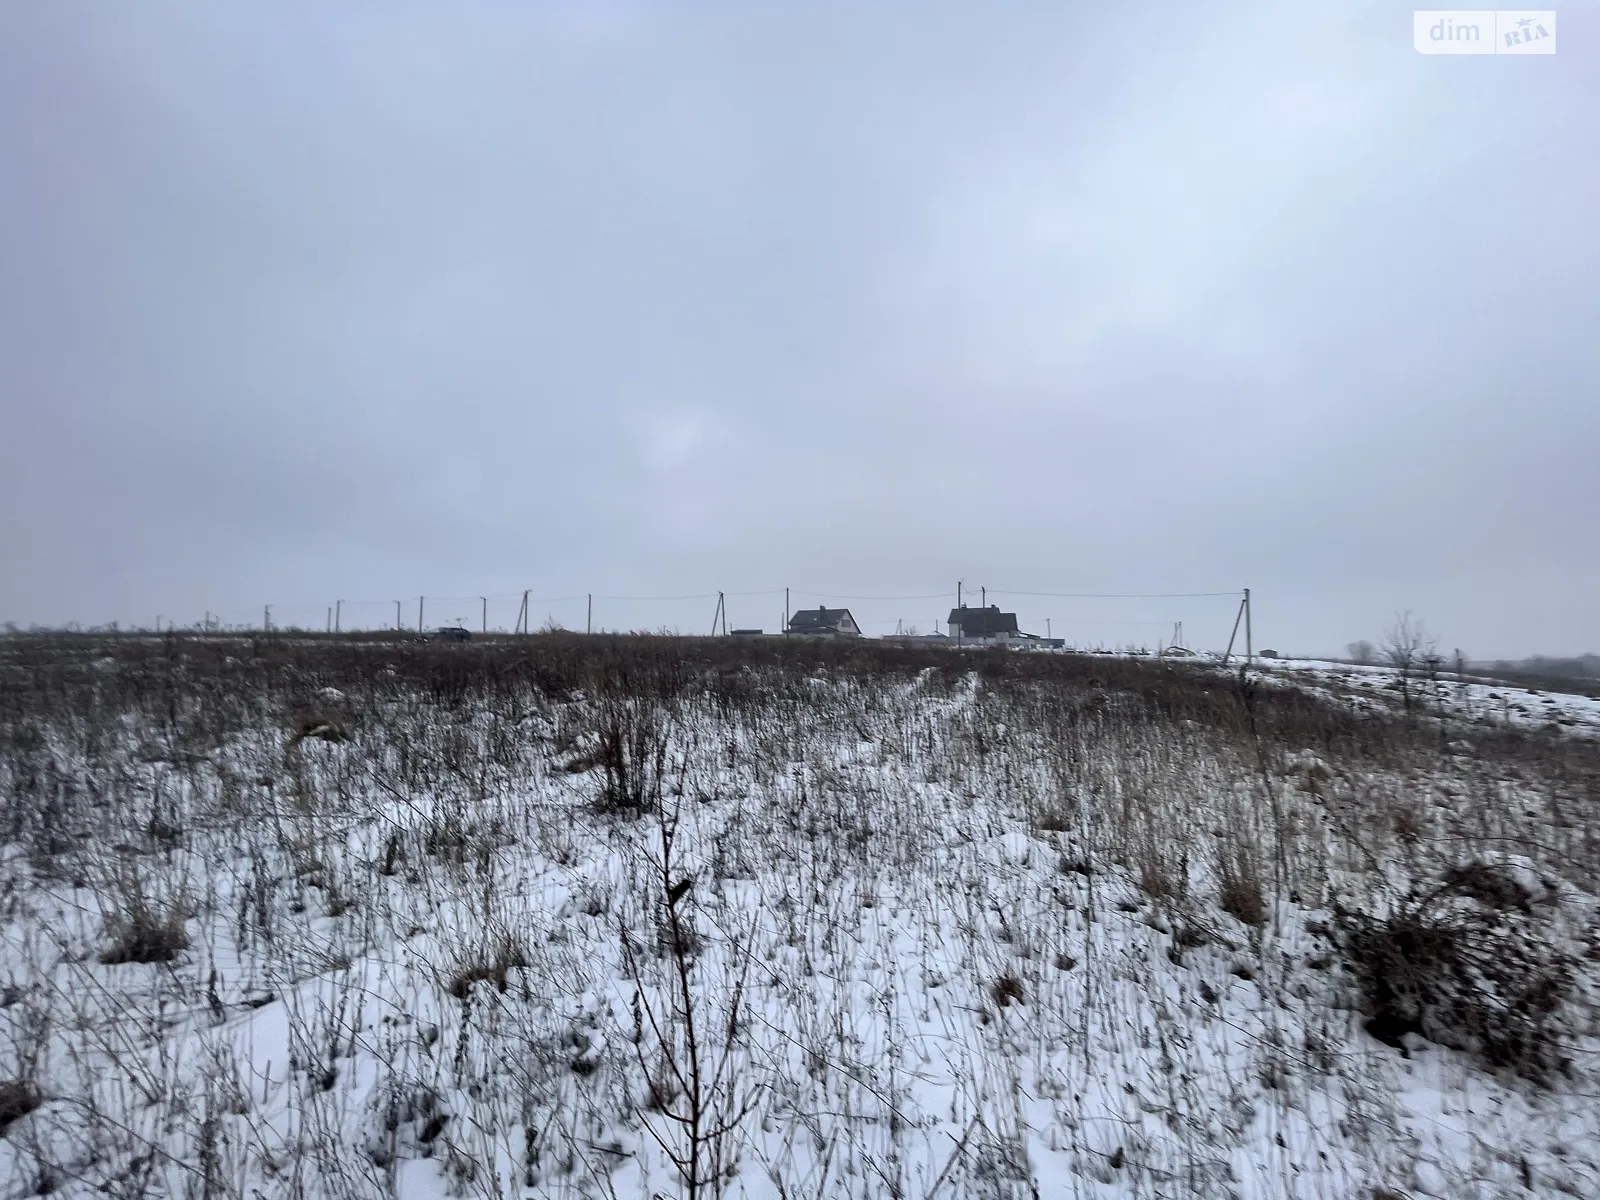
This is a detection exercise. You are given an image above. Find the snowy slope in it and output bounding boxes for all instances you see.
[1,638,1597,1199]
[1244,655,1600,739]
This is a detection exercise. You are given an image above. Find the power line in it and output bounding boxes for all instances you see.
[1017,617,1177,626]
[987,589,1240,599]
[792,590,953,601]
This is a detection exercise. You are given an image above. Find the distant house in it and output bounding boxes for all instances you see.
[947,605,1018,643]
[786,607,861,637]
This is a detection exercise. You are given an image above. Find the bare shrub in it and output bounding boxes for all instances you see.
[288,713,349,745]
[1217,836,1267,928]
[98,867,192,964]
[1383,613,1437,717]
[1034,803,1073,833]
[991,973,1025,1008]
[0,1079,41,1135]
[1334,863,1575,1080]
[1136,843,1182,903]
[446,935,530,999]
[589,679,672,816]
[620,799,761,1198]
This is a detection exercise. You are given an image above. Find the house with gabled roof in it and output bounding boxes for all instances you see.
[947,604,1019,643]
[786,607,861,637]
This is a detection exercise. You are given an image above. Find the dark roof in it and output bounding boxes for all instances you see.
[788,607,854,631]
[946,605,1018,636]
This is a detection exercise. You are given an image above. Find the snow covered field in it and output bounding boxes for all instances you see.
[1,634,1596,1199]
[1245,656,1600,741]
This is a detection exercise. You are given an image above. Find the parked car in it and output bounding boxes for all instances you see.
[433,626,472,643]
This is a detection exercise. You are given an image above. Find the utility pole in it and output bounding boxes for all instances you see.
[418,596,424,634]
[326,607,332,633]
[1244,588,1253,664]
[394,600,401,631]
[711,593,725,636]
[1222,592,1247,664]
[981,586,985,608]
[587,594,592,635]
[519,590,529,635]
[1046,618,1051,640]
[335,600,342,634]
[957,581,962,609]
[481,597,487,634]
[264,605,271,632]
[784,588,790,635]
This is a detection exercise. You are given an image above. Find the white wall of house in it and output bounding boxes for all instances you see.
[949,625,1013,643]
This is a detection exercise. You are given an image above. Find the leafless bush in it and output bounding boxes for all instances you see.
[288,712,350,746]
[620,799,761,1198]
[990,973,1025,1008]
[587,669,675,816]
[0,1079,41,1135]
[1217,835,1268,927]
[1334,862,1576,1081]
[1383,612,1437,717]
[97,865,192,965]
[445,932,531,1000]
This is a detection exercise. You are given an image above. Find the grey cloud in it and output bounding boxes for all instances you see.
[1,2,1595,655]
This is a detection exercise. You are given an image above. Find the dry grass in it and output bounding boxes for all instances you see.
[0,629,1596,1195]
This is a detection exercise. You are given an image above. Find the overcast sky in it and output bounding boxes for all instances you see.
[1,3,1595,655]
